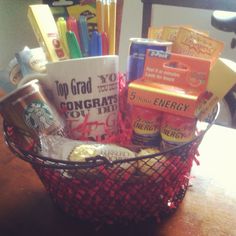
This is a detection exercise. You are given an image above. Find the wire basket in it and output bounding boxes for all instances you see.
[3,105,219,224]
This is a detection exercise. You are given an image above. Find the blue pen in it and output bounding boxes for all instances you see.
[89,31,102,56]
[97,32,102,56]
[78,15,90,57]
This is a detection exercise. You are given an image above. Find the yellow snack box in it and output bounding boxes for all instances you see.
[198,58,236,120]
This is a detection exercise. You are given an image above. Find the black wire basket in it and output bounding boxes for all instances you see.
[3,105,219,224]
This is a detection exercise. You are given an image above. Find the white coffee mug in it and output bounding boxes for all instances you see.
[46,55,119,141]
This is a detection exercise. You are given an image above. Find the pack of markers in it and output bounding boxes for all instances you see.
[28,1,116,60]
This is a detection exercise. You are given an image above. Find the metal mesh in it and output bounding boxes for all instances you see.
[3,105,218,223]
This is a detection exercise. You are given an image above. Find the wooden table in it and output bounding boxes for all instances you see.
[0,122,236,236]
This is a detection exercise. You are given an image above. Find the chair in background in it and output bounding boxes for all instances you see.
[211,10,236,127]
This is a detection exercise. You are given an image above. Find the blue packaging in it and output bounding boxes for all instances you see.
[127,38,172,83]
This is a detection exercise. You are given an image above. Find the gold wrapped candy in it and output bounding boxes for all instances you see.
[69,143,136,162]
[137,148,167,178]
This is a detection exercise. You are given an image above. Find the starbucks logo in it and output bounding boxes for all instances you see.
[24,101,54,132]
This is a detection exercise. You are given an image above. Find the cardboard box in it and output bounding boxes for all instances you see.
[28,4,68,61]
[128,79,201,118]
[128,57,236,120]
[127,50,211,118]
[172,27,224,68]
[143,49,211,91]
[198,58,236,120]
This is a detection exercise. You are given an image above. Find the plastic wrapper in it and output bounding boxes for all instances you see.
[39,135,137,162]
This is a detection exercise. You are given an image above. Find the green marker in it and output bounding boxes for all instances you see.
[66,31,82,58]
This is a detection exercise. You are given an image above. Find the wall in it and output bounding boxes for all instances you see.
[0,0,41,69]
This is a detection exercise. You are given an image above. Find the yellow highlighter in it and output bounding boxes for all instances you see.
[57,17,70,56]
[109,0,116,55]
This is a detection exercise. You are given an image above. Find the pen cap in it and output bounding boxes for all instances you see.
[66,16,81,45]
[89,31,102,56]
[78,15,90,57]
[66,31,82,59]
[57,17,70,55]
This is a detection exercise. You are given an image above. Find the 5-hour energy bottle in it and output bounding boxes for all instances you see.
[131,106,162,146]
[160,112,197,150]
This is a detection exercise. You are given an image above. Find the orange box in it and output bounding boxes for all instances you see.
[143,49,211,91]
[128,79,202,118]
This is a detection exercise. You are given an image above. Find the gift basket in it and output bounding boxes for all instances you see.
[1,2,235,226]
[1,71,219,224]
[3,105,218,224]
